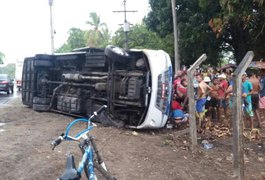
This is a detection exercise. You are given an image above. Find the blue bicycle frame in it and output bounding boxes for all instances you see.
[78,143,95,179]
[51,105,115,180]
[64,118,96,179]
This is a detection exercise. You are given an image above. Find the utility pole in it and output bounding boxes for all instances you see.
[171,0,180,72]
[49,0,55,54]
[113,0,137,49]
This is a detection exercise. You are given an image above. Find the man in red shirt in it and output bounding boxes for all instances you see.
[172,78,188,111]
[173,70,183,89]
[217,74,229,118]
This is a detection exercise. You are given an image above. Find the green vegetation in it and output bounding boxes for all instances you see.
[56,12,111,53]
[145,0,223,65]
[145,0,265,65]
[56,28,86,53]
[56,1,265,65]
[0,51,5,64]
[112,24,173,55]
[0,63,15,78]
[85,12,110,48]
[207,0,265,63]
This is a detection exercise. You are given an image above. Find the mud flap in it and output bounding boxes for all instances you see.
[97,112,125,128]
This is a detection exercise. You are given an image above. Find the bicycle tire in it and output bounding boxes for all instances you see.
[81,147,115,180]
[6,86,10,95]
[84,160,116,180]
[94,162,116,180]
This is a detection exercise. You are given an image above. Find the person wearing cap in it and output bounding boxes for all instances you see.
[195,74,213,128]
[217,73,229,118]
[171,109,189,128]
[203,76,211,84]
[242,72,254,129]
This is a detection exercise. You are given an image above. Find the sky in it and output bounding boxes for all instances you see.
[0,0,149,64]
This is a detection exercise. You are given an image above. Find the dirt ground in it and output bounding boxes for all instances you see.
[0,97,265,180]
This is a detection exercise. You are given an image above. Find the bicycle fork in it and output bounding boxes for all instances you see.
[90,137,107,171]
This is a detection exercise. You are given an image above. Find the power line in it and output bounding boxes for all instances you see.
[113,0,137,49]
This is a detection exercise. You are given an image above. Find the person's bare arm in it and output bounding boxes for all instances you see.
[206,84,213,91]
[259,82,262,91]
[225,85,233,99]
[183,96,188,107]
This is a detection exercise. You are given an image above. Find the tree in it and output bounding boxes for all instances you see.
[145,0,222,66]
[144,0,173,38]
[67,28,86,49]
[56,13,111,53]
[207,0,265,62]
[112,24,173,55]
[101,27,112,48]
[85,12,110,48]
[56,28,86,53]
[145,0,265,65]
[0,51,5,64]
[55,43,71,53]
[0,63,15,78]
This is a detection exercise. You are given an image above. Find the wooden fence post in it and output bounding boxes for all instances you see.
[187,54,207,151]
[232,51,254,179]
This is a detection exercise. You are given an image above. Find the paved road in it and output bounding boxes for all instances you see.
[0,90,21,105]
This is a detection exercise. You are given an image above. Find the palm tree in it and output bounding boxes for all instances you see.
[0,51,5,64]
[86,12,109,47]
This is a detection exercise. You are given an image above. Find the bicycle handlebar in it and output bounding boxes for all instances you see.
[51,133,64,150]
[51,105,107,150]
[90,105,107,120]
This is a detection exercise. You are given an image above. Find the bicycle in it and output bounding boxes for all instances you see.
[51,105,116,180]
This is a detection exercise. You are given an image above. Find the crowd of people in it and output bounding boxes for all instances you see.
[170,67,265,130]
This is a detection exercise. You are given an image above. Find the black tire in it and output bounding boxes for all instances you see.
[33,104,49,112]
[104,45,131,61]
[84,160,107,180]
[6,86,10,95]
[82,149,115,180]
[33,97,51,105]
[94,162,116,180]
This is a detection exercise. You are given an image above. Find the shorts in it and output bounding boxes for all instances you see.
[259,96,265,109]
[205,98,218,109]
[244,102,254,117]
[219,99,227,108]
[251,94,259,110]
[229,98,233,109]
[196,98,206,113]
